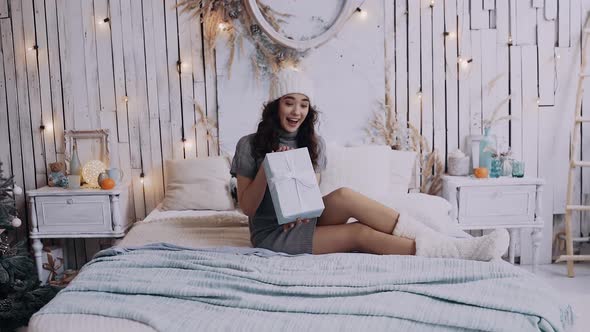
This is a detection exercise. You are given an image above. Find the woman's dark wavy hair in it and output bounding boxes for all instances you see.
[252,98,320,169]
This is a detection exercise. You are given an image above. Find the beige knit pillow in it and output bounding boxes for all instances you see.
[160,157,235,211]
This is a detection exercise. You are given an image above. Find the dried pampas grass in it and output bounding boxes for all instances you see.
[177,0,306,79]
[366,100,445,195]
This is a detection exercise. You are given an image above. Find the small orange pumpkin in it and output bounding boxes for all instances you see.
[474,167,489,178]
[100,178,116,190]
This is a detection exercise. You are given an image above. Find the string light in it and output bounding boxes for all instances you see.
[444,31,456,39]
[123,96,129,103]
[458,57,471,69]
[356,7,367,19]
[98,17,110,25]
[27,45,38,52]
[40,123,53,132]
[218,22,228,31]
[429,0,435,7]
[537,98,541,105]
[176,60,189,73]
[417,91,423,99]
[140,172,145,184]
[182,137,191,149]
[508,36,513,46]
[556,53,561,60]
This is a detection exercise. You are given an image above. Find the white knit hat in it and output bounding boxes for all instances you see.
[269,68,314,102]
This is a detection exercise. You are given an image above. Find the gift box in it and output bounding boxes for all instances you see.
[41,245,65,284]
[263,147,325,225]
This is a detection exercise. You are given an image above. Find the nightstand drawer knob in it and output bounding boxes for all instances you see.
[66,199,74,204]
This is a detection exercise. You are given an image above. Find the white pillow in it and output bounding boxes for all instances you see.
[160,157,235,211]
[389,150,417,194]
[319,144,393,201]
[319,144,417,201]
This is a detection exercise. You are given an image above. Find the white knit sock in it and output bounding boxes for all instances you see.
[393,213,509,261]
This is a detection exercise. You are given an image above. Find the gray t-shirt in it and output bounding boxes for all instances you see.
[230,132,327,246]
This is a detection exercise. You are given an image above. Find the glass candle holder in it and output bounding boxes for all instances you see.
[512,160,525,178]
[501,158,513,177]
[490,158,502,178]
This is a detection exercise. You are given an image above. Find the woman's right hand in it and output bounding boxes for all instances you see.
[274,145,292,153]
[282,218,310,232]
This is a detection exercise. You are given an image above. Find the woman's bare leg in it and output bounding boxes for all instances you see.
[318,187,400,234]
[312,222,415,255]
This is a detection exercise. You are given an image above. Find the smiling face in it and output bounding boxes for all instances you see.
[277,93,310,133]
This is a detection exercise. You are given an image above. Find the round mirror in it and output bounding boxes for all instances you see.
[244,0,364,51]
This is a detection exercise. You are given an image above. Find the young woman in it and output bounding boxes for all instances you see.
[230,69,509,260]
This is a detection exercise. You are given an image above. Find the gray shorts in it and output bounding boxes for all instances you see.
[256,218,317,255]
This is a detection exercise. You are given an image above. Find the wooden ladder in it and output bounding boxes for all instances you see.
[555,16,590,277]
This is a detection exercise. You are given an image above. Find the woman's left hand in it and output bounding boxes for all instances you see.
[282,217,310,232]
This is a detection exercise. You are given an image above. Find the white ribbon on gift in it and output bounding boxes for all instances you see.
[268,152,316,213]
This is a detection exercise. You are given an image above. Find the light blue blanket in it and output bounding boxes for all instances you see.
[35,244,573,331]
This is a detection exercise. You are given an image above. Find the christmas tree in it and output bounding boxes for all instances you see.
[0,162,58,331]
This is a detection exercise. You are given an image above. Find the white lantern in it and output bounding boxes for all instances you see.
[81,160,107,188]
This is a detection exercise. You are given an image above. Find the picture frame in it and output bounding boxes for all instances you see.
[63,129,111,175]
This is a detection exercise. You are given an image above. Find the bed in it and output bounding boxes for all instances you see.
[28,145,575,332]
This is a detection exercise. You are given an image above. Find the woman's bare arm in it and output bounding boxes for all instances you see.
[236,166,268,217]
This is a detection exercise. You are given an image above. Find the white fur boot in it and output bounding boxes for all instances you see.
[393,213,509,261]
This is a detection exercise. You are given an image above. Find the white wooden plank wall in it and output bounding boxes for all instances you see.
[2,0,590,265]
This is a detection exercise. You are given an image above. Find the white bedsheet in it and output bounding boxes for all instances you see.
[30,208,251,332]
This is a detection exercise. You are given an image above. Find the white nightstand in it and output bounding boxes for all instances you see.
[27,186,133,284]
[441,176,545,272]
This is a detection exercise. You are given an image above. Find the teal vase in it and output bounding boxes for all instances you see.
[478,127,496,170]
[70,143,81,176]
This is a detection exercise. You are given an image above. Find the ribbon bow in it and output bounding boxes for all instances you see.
[268,152,316,213]
[42,248,64,283]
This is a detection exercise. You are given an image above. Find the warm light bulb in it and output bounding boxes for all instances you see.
[537,98,540,105]
[176,61,190,73]
[27,45,37,52]
[44,122,53,131]
[218,22,227,31]
[356,7,368,19]
[460,58,469,69]
[430,0,435,7]
[123,96,129,103]
[447,32,456,39]
[556,53,561,59]
[140,172,145,184]
[417,91,423,99]
[98,17,110,25]
[182,139,192,149]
